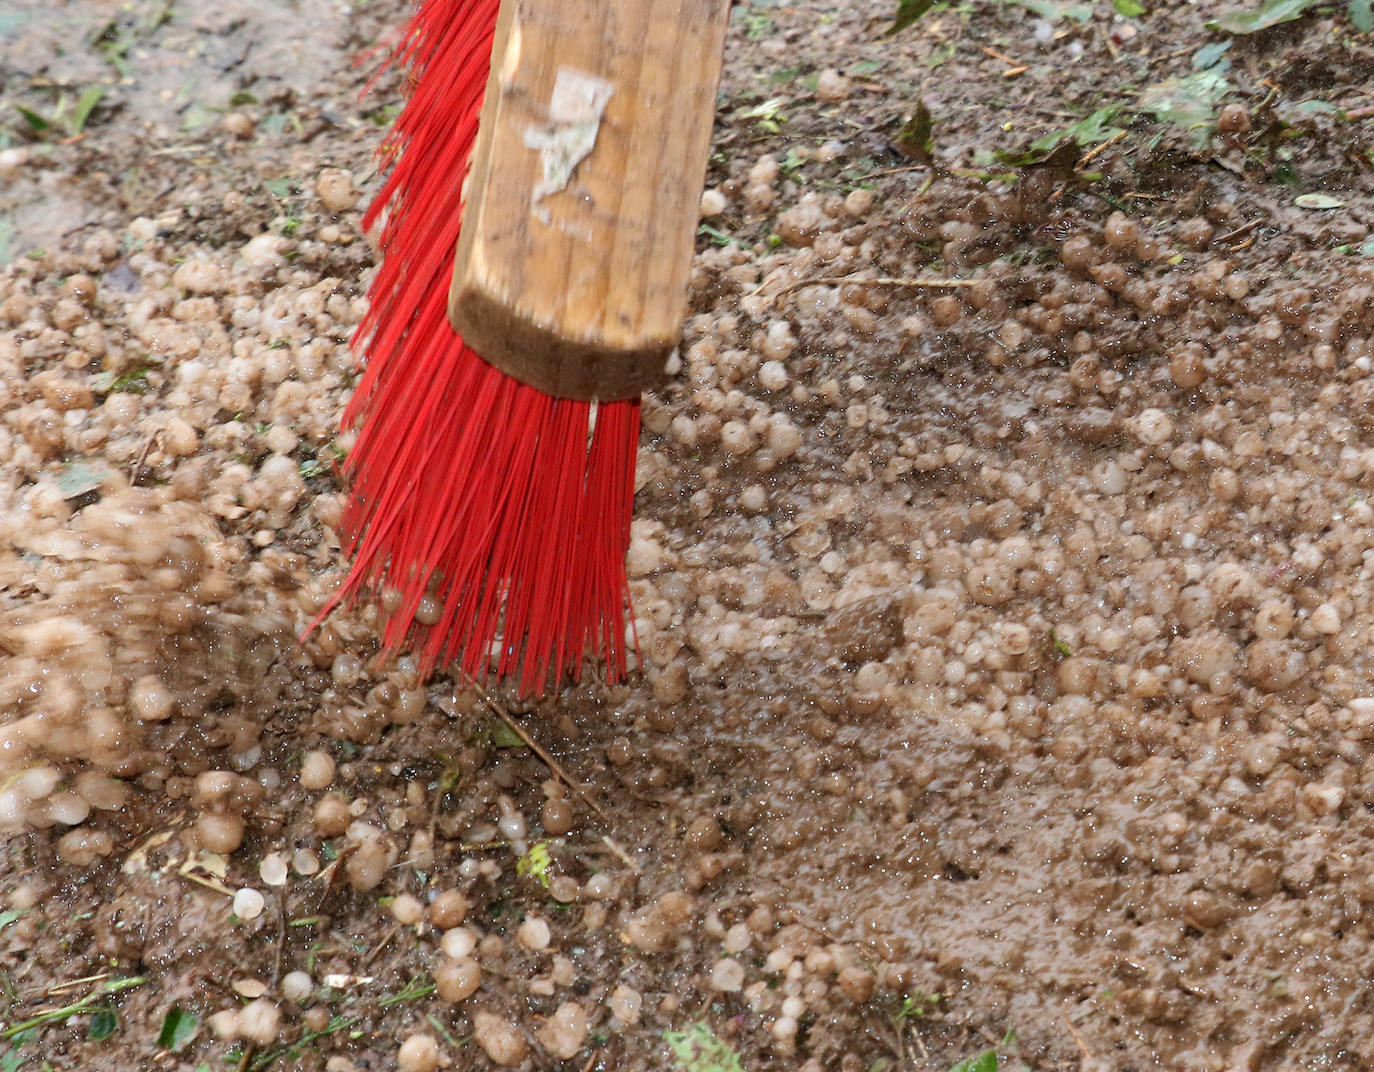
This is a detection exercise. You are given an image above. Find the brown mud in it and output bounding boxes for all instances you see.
[4,1,1374,1070]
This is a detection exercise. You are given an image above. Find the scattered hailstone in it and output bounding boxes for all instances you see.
[281,971,313,1002]
[710,957,746,992]
[259,852,289,886]
[233,887,266,920]
[232,978,269,998]
[518,915,551,951]
[441,927,477,959]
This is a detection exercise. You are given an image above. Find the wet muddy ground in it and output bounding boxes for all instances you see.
[4,0,1374,1069]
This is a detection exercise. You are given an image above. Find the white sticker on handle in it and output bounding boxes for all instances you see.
[524,67,614,223]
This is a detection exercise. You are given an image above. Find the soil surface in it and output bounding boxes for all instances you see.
[4,1,1374,1070]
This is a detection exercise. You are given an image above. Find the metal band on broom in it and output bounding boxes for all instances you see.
[309,0,731,695]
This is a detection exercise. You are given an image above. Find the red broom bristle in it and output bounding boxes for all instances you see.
[310,0,641,695]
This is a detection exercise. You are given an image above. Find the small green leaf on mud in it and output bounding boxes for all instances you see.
[13,105,49,132]
[1113,0,1147,15]
[895,100,935,163]
[1035,105,1123,151]
[1350,0,1373,32]
[516,841,553,887]
[0,909,29,932]
[1137,70,1230,146]
[87,1008,118,1042]
[71,86,104,135]
[997,105,1123,165]
[1294,193,1345,209]
[948,1050,998,1072]
[156,1005,197,1051]
[664,1022,744,1072]
[482,717,528,750]
[1192,41,1233,70]
[889,0,937,35]
[1207,0,1319,34]
[1049,628,1073,657]
[57,460,115,500]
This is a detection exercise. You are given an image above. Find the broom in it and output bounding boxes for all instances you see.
[312,0,730,695]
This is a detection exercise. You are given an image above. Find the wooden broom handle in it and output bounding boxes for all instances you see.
[449,0,731,402]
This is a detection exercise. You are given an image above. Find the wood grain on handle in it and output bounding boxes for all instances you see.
[449,0,731,401]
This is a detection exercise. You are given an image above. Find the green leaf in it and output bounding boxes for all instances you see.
[1287,98,1343,118]
[1000,0,1095,23]
[997,105,1124,166]
[71,87,104,135]
[948,1051,998,1072]
[1138,69,1230,146]
[14,105,49,132]
[1034,105,1123,151]
[262,178,292,199]
[516,841,553,887]
[1294,193,1345,209]
[1193,41,1233,70]
[1351,0,1373,31]
[0,1049,23,1072]
[0,909,29,932]
[735,97,786,122]
[1207,0,1320,34]
[664,1022,744,1072]
[889,0,937,34]
[57,460,115,500]
[156,1006,197,1051]
[895,100,935,163]
[87,1008,118,1042]
[1113,0,1147,15]
[482,717,527,750]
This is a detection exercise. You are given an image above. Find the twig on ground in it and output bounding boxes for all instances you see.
[358,924,399,970]
[461,681,643,871]
[1063,1015,1094,1061]
[271,891,287,988]
[1079,129,1128,167]
[1218,218,1261,244]
[1,976,146,1039]
[765,274,981,303]
[130,430,160,486]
